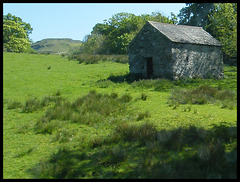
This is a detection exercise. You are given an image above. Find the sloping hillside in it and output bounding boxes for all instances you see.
[31,38,82,54]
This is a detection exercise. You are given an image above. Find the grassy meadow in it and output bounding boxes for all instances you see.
[3,52,237,179]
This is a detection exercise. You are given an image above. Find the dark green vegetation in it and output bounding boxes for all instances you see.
[3,13,34,53]
[178,3,237,60]
[31,38,82,54]
[3,53,236,179]
[168,85,236,110]
[29,121,237,179]
[68,54,128,64]
[76,12,177,55]
[72,3,236,65]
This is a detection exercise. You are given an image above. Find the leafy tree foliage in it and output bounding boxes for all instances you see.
[177,3,214,27]
[3,13,33,53]
[76,12,177,55]
[178,3,237,60]
[206,3,237,58]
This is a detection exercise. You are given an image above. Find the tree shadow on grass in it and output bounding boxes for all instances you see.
[28,123,237,179]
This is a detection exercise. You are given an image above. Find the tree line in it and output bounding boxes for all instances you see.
[3,3,237,61]
[75,12,178,55]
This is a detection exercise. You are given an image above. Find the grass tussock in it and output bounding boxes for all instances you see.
[116,121,157,144]
[168,85,236,109]
[7,100,22,109]
[21,94,65,113]
[35,91,134,134]
[6,90,64,113]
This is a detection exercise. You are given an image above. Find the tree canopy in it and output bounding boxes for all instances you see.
[178,3,237,60]
[75,4,237,61]
[75,12,177,55]
[177,3,214,27]
[206,3,237,58]
[3,13,33,53]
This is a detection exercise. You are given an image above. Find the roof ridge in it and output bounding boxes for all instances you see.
[147,20,203,29]
[147,21,222,46]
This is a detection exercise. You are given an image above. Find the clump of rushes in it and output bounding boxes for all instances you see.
[168,85,236,109]
[7,91,63,113]
[7,100,22,109]
[35,90,133,133]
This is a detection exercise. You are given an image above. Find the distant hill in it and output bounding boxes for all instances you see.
[31,38,82,54]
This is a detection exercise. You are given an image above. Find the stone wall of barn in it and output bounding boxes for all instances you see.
[171,43,224,79]
[128,22,172,78]
[128,21,224,80]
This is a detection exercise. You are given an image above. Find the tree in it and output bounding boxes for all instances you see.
[178,3,237,62]
[169,12,178,24]
[177,3,214,27]
[206,3,237,58]
[3,13,33,53]
[79,12,176,55]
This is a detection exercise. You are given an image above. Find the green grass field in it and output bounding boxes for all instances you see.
[3,52,237,179]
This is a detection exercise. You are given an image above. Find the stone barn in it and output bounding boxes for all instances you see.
[128,21,224,79]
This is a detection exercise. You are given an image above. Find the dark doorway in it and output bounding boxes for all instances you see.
[145,57,153,78]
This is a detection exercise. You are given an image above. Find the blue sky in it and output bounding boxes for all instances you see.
[3,3,186,43]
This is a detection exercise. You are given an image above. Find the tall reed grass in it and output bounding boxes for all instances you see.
[168,85,236,109]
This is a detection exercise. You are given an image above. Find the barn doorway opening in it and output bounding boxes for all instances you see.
[145,57,153,78]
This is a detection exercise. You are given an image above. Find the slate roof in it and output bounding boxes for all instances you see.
[148,21,222,46]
